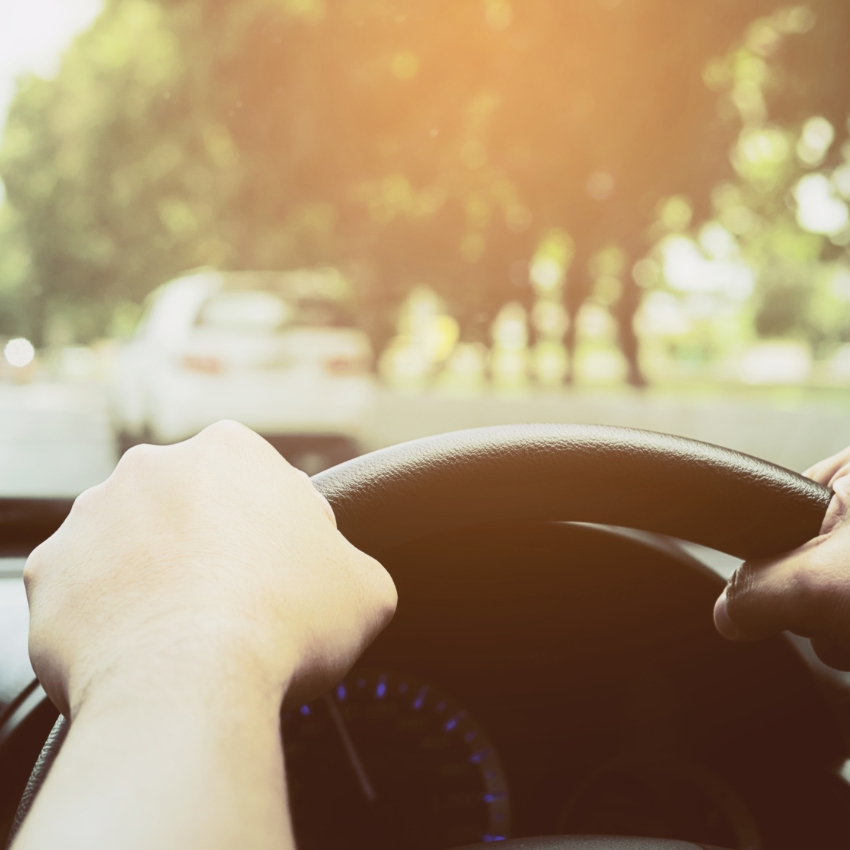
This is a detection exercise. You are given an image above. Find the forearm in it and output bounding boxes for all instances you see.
[17,423,396,849]
[12,684,294,850]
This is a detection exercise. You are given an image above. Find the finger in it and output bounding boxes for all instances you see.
[804,447,850,486]
[819,476,850,536]
[714,543,822,641]
[829,462,850,491]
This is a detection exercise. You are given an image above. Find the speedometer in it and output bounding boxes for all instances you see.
[282,670,510,849]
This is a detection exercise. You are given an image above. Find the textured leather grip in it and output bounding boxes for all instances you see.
[314,424,831,560]
[6,715,67,848]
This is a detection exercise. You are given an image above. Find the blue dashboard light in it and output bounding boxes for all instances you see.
[282,670,511,846]
[445,712,465,731]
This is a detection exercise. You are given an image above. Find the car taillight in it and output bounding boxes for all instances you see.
[181,354,224,374]
[322,355,368,376]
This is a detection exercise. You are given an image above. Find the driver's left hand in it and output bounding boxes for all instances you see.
[24,420,398,720]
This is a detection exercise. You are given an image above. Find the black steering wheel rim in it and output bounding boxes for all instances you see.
[7,425,833,849]
[314,424,830,561]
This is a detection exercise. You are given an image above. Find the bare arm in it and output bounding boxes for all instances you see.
[14,671,293,850]
[12,421,397,850]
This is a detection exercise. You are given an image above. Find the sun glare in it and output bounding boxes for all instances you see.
[0,0,103,135]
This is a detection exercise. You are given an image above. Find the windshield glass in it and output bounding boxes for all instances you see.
[0,1,849,496]
[195,293,355,333]
[197,293,294,335]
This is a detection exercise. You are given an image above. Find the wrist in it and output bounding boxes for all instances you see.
[22,645,295,850]
[66,628,295,723]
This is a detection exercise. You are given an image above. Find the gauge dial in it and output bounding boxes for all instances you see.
[282,670,510,849]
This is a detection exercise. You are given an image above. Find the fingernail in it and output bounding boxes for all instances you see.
[713,588,740,640]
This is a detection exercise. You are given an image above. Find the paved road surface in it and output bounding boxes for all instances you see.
[1,379,849,497]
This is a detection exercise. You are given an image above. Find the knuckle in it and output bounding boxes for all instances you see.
[367,559,398,625]
[116,441,159,474]
[200,420,252,444]
[22,544,44,591]
[834,462,850,483]
[831,475,850,507]
[347,548,397,632]
[378,581,399,623]
[785,552,830,621]
[72,481,103,509]
[195,421,272,461]
[67,480,111,521]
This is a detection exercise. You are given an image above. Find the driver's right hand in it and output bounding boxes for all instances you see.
[714,445,850,670]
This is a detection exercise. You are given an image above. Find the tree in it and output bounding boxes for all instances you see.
[2,0,849,384]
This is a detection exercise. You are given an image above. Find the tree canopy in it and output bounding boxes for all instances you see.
[1,0,849,375]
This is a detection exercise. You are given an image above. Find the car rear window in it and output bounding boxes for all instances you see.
[195,292,355,333]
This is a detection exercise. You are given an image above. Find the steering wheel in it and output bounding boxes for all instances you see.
[7,425,832,850]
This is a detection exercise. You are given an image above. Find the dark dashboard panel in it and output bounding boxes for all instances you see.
[349,522,850,849]
[2,522,850,849]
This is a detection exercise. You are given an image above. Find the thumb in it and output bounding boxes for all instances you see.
[714,508,850,670]
[714,475,848,645]
[713,543,821,643]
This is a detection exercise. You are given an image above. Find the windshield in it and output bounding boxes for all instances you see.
[1,1,849,496]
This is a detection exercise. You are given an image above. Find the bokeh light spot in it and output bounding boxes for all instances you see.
[4,338,35,368]
[390,50,419,80]
[794,173,849,235]
[797,116,835,167]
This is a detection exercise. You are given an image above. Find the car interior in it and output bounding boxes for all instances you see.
[2,424,850,850]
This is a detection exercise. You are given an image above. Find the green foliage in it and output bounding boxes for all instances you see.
[0,204,35,336]
[1,0,849,355]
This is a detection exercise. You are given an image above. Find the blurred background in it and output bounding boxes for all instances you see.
[1,0,850,495]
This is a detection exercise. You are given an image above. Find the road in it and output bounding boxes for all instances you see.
[1,379,849,497]
[0,381,115,497]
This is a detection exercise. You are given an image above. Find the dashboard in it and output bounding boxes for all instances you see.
[278,521,850,850]
[3,521,850,849]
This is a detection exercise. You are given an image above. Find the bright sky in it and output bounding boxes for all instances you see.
[0,0,103,138]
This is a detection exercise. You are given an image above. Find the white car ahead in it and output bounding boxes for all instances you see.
[110,268,376,473]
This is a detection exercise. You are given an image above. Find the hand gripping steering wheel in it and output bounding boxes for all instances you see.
[8,425,832,850]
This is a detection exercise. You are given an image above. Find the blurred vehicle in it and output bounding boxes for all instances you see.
[110,268,375,472]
